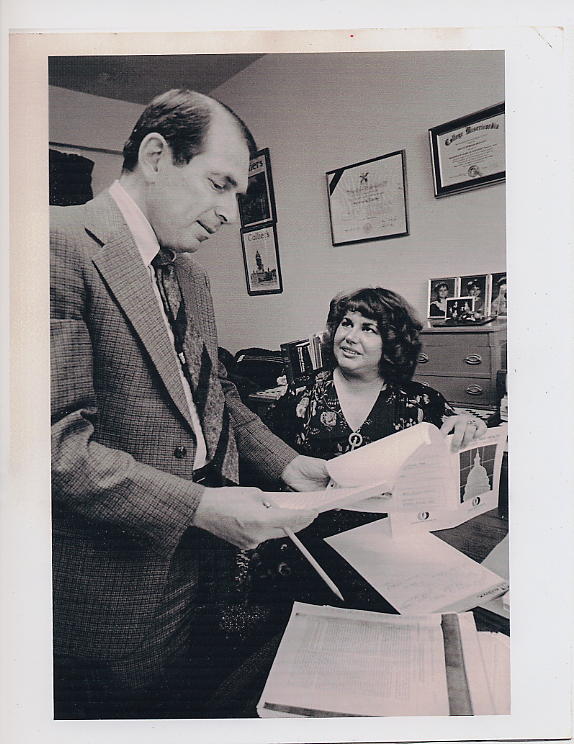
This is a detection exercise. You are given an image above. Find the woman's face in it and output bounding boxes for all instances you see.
[334,311,383,380]
[437,285,449,299]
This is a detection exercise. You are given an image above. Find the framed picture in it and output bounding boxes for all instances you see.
[460,274,490,318]
[429,103,505,197]
[427,276,459,318]
[490,272,507,317]
[446,296,476,322]
[326,150,408,246]
[237,147,277,229]
[241,224,283,296]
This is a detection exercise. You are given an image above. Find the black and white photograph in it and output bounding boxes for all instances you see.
[490,271,507,317]
[427,276,458,317]
[446,296,475,322]
[6,20,574,744]
[459,443,497,504]
[43,49,509,722]
[460,274,489,317]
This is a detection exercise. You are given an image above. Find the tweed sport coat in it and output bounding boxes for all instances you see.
[50,190,296,661]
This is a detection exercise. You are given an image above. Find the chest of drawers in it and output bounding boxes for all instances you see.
[413,320,507,408]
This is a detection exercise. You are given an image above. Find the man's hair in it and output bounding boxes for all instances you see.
[323,287,423,384]
[122,88,257,172]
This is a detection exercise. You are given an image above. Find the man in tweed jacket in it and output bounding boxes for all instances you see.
[51,89,325,718]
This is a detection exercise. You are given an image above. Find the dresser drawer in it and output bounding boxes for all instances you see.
[417,340,492,377]
[414,374,497,407]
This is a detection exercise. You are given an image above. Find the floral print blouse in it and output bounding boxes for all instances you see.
[270,369,456,460]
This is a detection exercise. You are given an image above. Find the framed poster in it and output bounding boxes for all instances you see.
[237,147,277,229]
[429,103,505,197]
[427,276,460,318]
[241,224,283,296]
[326,150,408,246]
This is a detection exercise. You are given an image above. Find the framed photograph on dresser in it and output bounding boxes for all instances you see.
[459,274,490,318]
[490,272,507,317]
[427,276,459,318]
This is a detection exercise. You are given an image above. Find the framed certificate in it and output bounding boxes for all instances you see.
[429,103,505,197]
[326,150,408,246]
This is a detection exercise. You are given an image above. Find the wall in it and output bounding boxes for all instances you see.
[49,51,505,355]
[49,86,143,195]
[206,51,505,354]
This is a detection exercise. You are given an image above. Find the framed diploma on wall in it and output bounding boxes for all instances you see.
[429,103,505,197]
[326,150,409,246]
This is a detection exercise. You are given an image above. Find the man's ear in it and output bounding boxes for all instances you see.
[138,133,169,182]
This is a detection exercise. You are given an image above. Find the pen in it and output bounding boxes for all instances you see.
[283,527,345,602]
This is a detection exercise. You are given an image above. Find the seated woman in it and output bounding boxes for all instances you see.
[250,287,486,603]
[274,286,484,457]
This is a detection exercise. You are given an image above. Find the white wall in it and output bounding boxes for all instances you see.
[205,51,505,354]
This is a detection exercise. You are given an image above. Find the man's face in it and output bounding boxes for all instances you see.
[145,111,249,253]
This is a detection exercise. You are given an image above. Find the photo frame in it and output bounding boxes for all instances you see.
[446,296,476,322]
[241,224,283,296]
[326,150,408,246]
[427,276,460,318]
[429,103,505,197]
[460,274,490,317]
[237,147,277,229]
[490,272,507,317]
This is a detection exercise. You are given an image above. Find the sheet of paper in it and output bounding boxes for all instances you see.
[326,520,508,614]
[326,421,438,487]
[478,535,510,618]
[458,612,496,715]
[478,632,511,714]
[258,602,450,717]
[265,481,392,513]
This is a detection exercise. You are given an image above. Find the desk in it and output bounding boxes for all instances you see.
[208,508,509,717]
[253,508,509,633]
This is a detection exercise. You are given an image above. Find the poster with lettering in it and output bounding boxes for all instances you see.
[326,150,408,246]
[241,224,283,295]
[237,147,277,229]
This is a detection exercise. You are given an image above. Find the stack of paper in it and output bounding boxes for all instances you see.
[257,602,500,717]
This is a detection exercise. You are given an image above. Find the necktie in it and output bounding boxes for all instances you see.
[151,249,238,484]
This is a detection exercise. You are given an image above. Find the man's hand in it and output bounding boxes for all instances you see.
[440,414,487,451]
[192,486,318,550]
[281,455,330,492]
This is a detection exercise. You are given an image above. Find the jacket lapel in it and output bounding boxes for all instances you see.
[86,194,195,432]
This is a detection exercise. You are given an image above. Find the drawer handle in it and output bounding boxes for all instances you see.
[464,353,483,365]
[418,352,429,364]
[465,384,484,396]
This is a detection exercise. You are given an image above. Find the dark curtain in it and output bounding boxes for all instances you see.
[49,149,94,206]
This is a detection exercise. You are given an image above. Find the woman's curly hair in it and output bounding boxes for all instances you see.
[323,287,423,384]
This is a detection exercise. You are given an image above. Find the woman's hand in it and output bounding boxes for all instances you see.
[440,414,487,451]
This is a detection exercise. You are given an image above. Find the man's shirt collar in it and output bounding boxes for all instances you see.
[109,180,160,267]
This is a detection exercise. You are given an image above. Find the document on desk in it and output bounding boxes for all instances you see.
[478,535,510,619]
[478,632,511,714]
[258,602,495,717]
[326,520,509,614]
